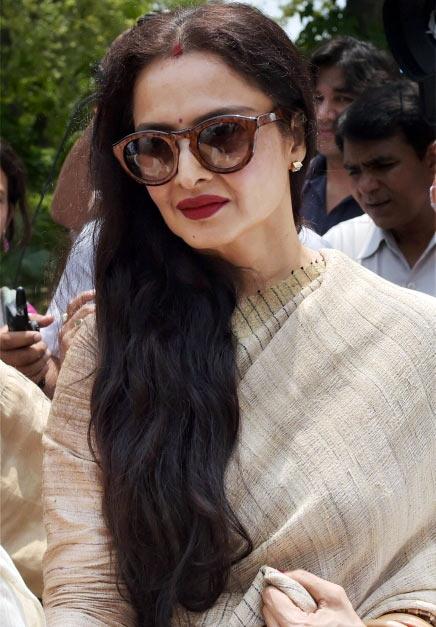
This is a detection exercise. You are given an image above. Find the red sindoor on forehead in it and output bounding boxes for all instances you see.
[171,42,183,57]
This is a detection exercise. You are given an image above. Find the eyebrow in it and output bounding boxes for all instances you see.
[135,105,258,132]
[344,155,399,169]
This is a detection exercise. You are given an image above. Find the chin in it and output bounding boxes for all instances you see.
[179,231,236,253]
[366,214,396,231]
[316,141,338,159]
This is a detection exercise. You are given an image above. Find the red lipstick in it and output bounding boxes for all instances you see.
[176,195,229,220]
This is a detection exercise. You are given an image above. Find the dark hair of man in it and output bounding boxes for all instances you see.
[310,36,399,96]
[0,139,31,246]
[90,3,316,625]
[336,80,435,157]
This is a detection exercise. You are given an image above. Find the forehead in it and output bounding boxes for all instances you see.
[132,51,272,127]
[315,65,347,92]
[343,133,416,163]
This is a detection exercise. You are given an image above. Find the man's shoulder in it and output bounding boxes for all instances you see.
[323,214,375,257]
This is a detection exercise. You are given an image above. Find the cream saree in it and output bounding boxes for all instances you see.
[43,250,436,626]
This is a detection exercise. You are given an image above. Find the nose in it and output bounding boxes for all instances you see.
[356,171,381,196]
[174,139,213,189]
[317,98,337,124]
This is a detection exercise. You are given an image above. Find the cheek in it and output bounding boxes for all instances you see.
[0,203,9,233]
[228,135,290,207]
[146,186,171,217]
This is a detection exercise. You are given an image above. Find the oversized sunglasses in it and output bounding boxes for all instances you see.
[112,111,283,186]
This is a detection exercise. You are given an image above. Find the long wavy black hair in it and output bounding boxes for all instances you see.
[90,4,316,625]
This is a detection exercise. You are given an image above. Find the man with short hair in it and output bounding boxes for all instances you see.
[324,81,435,297]
[301,36,399,234]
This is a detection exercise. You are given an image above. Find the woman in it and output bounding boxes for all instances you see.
[0,140,58,392]
[0,139,31,255]
[43,4,436,627]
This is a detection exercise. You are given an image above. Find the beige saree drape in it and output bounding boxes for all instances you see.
[1,360,50,599]
[43,250,436,626]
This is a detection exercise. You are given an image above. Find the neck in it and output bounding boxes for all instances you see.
[391,204,435,267]
[214,208,318,295]
[325,154,351,214]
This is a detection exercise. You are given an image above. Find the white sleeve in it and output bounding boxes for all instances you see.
[299,226,331,250]
[41,222,96,357]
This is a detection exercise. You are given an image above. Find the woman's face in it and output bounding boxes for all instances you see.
[0,168,9,238]
[132,52,305,253]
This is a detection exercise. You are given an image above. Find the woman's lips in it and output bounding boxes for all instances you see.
[176,195,229,220]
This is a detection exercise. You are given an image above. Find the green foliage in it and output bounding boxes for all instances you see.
[0,0,200,304]
[281,0,386,52]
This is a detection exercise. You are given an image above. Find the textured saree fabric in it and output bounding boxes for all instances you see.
[43,250,436,626]
[1,360,50,598]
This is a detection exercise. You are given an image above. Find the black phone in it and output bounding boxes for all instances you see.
[0,286,39,332]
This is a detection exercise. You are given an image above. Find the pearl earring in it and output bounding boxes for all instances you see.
[290,161,303,172]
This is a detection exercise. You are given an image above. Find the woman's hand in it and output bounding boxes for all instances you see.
[59,290,95,364]
[262,569,364,627]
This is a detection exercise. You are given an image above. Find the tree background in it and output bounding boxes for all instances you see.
[0,0,386,307]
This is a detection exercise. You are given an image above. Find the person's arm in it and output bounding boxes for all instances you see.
[41,356,60,399]
[42,316,135,626]
[41,290,95,398]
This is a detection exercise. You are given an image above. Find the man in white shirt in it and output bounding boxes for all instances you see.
[324,81,435,297]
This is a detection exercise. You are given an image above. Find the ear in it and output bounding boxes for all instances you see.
[287,115,307,166]
[424,139,436,172]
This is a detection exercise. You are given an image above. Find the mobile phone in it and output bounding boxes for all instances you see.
[0,286,39,332]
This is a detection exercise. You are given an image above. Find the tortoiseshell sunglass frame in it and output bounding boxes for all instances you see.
[112,111,283,186]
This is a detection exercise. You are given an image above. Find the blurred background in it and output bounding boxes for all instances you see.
[0,0,387,309]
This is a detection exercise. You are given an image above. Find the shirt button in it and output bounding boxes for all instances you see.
[407,282,416,289]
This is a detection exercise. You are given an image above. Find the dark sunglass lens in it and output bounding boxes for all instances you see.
[198,122,250,169]
[124,136,174,182]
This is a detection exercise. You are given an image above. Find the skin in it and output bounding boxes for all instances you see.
[131,51,363,623]
[0,314,54,386]
[58,290,95,364]
[50,126,94,233]
[0,162,94,395]
[133,51,316,293]
[0,166,55,390]
[0,168,9,237]
[314,66,354,159]
[314,66,355,213]
[262,570,364,627]
[343,133,435,267]
[39,290,96,398]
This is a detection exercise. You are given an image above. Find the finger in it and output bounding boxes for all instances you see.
[59,328,77,358]
[6,342,51,368]
[66,290,95,319]
[262,604,282,627]
[64,304,95,331]
[0,330,42,350]
[29,313,54,328]
[287,570,349,608]
[262,586,305,622]
[20,357,50,380]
